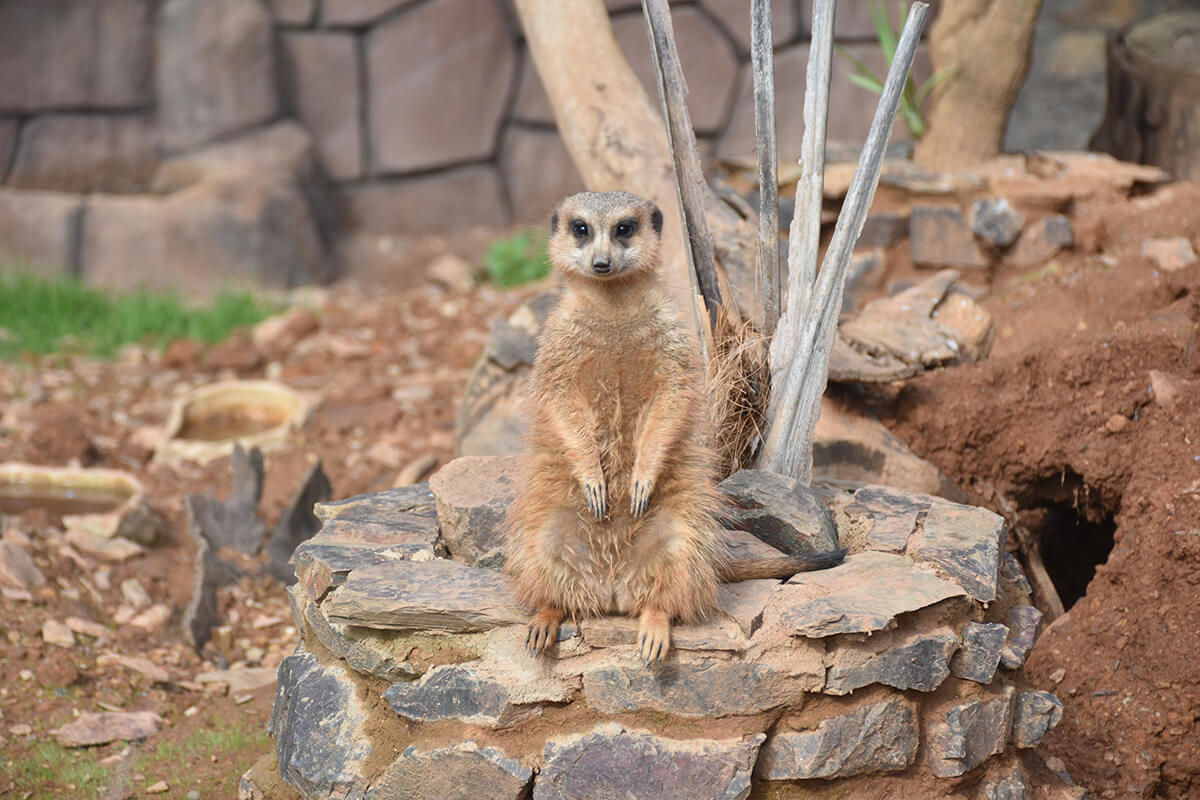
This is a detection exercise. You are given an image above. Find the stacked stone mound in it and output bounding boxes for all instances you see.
[269,457,1085,800]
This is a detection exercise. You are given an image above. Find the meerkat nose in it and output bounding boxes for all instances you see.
[592,257,612,274]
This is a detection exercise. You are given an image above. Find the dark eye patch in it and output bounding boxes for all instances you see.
[614,218,637,240]
[571,219,590,241]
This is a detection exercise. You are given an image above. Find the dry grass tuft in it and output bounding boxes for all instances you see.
[704,307,769,479]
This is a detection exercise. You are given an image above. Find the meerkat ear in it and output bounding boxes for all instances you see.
[650,205,663,236]
[550,210,559,234]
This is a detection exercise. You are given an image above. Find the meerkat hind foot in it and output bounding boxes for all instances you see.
[637,608,671,664]
[526,607,564,657]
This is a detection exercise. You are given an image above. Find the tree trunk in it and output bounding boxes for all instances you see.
[913,0,1041,172]
[1091,12,1200,181]
[512,0,761,328]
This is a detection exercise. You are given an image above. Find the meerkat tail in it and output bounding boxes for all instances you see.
[718,548,847,582]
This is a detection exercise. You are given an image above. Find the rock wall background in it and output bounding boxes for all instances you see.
[0,0,930,289]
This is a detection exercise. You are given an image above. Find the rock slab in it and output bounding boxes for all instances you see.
[757,695,918,780]
[951,622,1009,684]
[1013,690,1064,749]
[429,455,521,566]
[826,628,959,694]
[366,742,532,800]
[924,687,1016,778]
[535,723,764,800]
[51,711,162,747]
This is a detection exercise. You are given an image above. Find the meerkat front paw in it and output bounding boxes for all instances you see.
[630,477,654,518]
[526,607,564,657]
[637,608,671,664]
[582,474,607,519]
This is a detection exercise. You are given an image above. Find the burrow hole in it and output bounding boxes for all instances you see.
[1015,469,1118,611]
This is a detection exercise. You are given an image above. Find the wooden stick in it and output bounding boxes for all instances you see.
[987,481,1066,622]
[760,2,930,481]
[750,0,779,336]
[641,0,723,329]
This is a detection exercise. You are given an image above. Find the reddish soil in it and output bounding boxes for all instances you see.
[873,183,1200,799]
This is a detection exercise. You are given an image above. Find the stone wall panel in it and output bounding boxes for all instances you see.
[324,0,419,26]
[338,167,510,235]
[9,115,159,194]
[500,128,585,226]
[282,33,363,180]
[158,0,280,153]
[611,7,739,134]
[267,0,316,25]
[0,188,82,275]
[368,0,515,172]
[0,0,153,113]
[0,121,17,182]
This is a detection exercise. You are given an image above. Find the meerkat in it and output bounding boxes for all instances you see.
[504,191,843,664]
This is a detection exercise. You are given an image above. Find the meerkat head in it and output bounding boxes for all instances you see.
[548,191,664,282]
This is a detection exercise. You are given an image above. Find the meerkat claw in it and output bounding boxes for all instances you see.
[584,478,607,519]
[630,479,653,517]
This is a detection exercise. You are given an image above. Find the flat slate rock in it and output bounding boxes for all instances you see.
[535,723,764,800]
[911,498,1005,603]
[296,589,423,682]
[825,627,959,694]
[322,558,527,632]
[844,485,923,553]
[314,483,437,523]
[366,742,532,800]
[1013,690,1064,749]
[270,648,372,800]
[774,551,965,638]
[51,711,162,747]
[384,662,573,728]
[715,579,779,638]
[951,622,1009,684]
[717,470,839,556]
[924,686,1016,778]
[758,695,918,780]
[581,649,823,717]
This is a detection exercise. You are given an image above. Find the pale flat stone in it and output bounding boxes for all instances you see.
[51,711,161,747]
[158,0,278,152]
[910,206,989,269]
[758,695,918,779]
[98,653,170,684]
[281,33,362,180]
[338,167,510,235]
[42,619,76,648]
[924,686,1016,778]
[367,742,531,800]
[536,723,764,800]
[581,648,823,717]
[65,617,110,639]
[429,455,521,566]
[774,551,965,638]
[270,648,372,799]
[367,0,514,171]
[1142,236,1197,272]
[0,188,82,275]
[323,558,528,632]
[197,667,277,694]
[579,615,748,652]
[951,622,1009,684]
[1005,215,1074,267]
[716,580,779,638]
[0,0,153,112]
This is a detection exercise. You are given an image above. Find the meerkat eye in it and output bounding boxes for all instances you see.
[571,220,590,239]
[614,220,636,239]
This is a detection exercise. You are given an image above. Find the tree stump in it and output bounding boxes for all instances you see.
[1091,11,1200,181]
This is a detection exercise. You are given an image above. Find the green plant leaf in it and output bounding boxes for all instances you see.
[915,66,957,104]
[847,72,885,94]
[870,1,899,66]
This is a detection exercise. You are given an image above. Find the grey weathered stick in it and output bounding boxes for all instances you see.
[761,2,930,481]
[642,0,722,329]
[750,0,779,336]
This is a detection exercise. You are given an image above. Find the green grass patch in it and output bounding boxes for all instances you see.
[486,231,551,287]
[0,271,276,359]
[6,739,108,799]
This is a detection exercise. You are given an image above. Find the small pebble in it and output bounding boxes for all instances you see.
[1105,414,1128,433]
[146,780,169,794]
[1049,667,1066,684]
[188,791,202,800]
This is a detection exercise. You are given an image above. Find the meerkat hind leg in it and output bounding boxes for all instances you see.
[526,606,564,656]
[637,607,671,663]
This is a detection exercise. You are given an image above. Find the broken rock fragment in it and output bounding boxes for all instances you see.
[52,711,162,747]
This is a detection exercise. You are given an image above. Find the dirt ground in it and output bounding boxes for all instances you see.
[1,178,1198,799]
